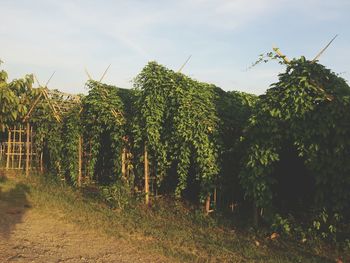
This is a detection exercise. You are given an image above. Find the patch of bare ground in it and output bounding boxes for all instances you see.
[0,177,171,263]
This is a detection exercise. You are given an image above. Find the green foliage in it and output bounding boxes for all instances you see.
[309,209,343,243]
[2,56,349,246]
[29,89,64,177]
[82,80,126,183]
[270,208,349,252]
[240,56,350,216]
[0,68,35,130]
[248,49,287,69]
[100,182,132,210]
[62,106,82,184]
[271,214,292,235]
[133,62,220,200]
[214,89,258,206]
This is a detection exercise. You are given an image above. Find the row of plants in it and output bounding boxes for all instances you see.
[1,58,349,249]
[240,57,350,216]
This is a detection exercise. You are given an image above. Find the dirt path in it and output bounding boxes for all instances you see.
[0,181,171,263]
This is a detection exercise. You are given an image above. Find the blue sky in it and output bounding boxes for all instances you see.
[0,0,349,94]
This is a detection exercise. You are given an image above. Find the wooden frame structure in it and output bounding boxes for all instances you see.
[0,86,82,177]
[0,125,34,172]
[23,88,81,123]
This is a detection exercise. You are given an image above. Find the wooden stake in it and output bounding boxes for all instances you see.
[178,55,192,73]
[86,139,92,179]
[312,34,338,62]
[213,188,217,207]
[99,64,111,82]
[122,148,126,180]
[30,126,33,169]
[44,71,56,87]
[6,130,11,170]
[11,127,16,169]
[42,89,61,122]
[0,143,3,162]
[205,195,211,215]
[18,126,22,169]
[25,122,30,177]
[40,152,43,173]
[144,145,149,205]
[78,135,82,187]
[272,47,290,63]
[23,93,43,122]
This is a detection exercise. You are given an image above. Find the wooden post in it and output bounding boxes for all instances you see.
[30,126,33,168]
[86,139,92,179]
[78,135,82,187]
[205,195,211,215]
[11,127,16,169]
[144,145,149,205]
[25,122,30,177]
[39,137,44,173]
[122,148,126,180]
[214,188,217,207]
[18,126,22,169]
[40,152,44,173]
[6,130,11,170]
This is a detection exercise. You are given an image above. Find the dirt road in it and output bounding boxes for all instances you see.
[0,180,170,263]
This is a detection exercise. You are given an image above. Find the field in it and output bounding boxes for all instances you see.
[0,173,347,262]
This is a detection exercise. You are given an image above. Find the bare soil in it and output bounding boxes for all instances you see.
[0,181,171,263]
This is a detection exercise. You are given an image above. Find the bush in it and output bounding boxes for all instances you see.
[100,182,132,210]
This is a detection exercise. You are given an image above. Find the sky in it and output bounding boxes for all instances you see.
[0,0,349,95]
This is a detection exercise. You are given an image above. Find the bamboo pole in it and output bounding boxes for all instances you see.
[86,139,92,179]
[214,188,217,207]
[178,55,192,73]
[18,126,22,169]
[144,145,149,205]
[99,64,111,82]
[30,126,33,169]
[42,89,61,122]
[312,35,338,62]
[40,152,43,173]
[25,122,30,177]
[205,195,211,215]
[39,137,44,173]
[78,135,82,187]
[11,127,16,169]
[272,47,290,63]
[122,148,126,180]
[6,130,11,170]
[23,93,43,122]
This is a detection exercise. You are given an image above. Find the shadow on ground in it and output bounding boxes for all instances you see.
[0,175,31,239]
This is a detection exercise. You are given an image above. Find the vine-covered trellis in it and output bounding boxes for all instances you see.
[1,56,349,221]
[240,56,350,223]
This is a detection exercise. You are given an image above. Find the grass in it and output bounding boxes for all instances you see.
[0,172,348,262]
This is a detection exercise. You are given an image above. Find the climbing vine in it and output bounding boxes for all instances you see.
[30,92,64,177]
[82,80,126,184]
[133,62,221,200]
[62,105,82,185]
[1,57,349,225]
[240,56,350,216]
